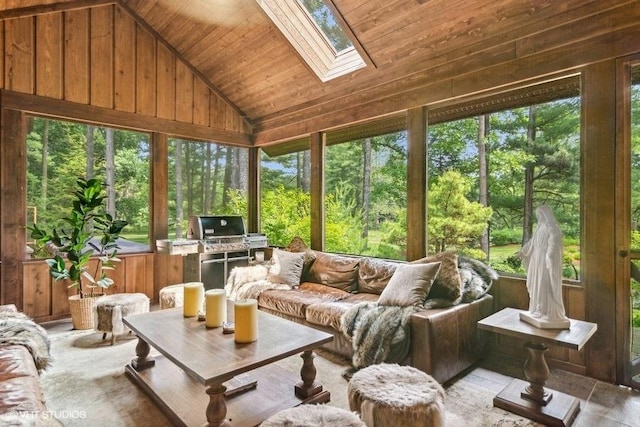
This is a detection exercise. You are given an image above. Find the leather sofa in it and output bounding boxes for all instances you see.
[228,248,496,384]
[0,304,59,425]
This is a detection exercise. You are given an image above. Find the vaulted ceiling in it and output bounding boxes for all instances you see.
[3,0,639,145]
[118,0,637,145]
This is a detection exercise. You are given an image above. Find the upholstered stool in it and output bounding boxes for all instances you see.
[348,363,445,427]
[95,293,149,345]
[261,404,365,427]
[159,284,184,309]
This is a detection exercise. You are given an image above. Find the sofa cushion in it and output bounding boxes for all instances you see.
[307,293,380,330]
[258,286,349,318]
[342,293,380,304]
[267,248,305,287]
[305,301,355,330]
[378,262,441,307]
[411,251,462,301]
[0,345,46,413]
[357,257,399,294]
[305,251,360,292]
[299,282,354,298]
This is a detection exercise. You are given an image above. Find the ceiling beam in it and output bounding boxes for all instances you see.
[0,0,115,19]
[2,90,252,146]
[253,21,640,145]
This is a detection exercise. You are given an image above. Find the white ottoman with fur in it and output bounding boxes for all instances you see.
[159,284,184,309]
[348,363,445,427]
[261,404,365,427]
[95,293,149,345]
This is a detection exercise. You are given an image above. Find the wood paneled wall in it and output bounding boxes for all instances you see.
[0,3,251,139]
[22,253,173,322]
[18,254,180,324]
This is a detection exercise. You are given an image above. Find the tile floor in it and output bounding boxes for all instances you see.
[472,352,640,426]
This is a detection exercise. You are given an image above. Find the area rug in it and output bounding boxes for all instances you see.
[40,324,538,426]
[40,328,171,426]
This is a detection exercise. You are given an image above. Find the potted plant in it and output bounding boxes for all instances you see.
[29,177,128,329]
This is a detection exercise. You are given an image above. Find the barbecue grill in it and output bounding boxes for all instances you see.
[158,215,267,290]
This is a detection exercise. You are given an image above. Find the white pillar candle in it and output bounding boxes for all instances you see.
[183,282,204,318]
[234,299,258,343]
[205,289,226,328]
[255,251,265,263]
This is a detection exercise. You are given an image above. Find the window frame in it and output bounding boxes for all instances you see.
[256,0,373,82]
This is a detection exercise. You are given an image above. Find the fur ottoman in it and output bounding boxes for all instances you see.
[159,284,185,309]
[95,293,149,344]
[348,363,445,427]
[261,404,365,427]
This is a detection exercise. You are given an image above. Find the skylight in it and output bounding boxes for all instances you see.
[257,0,368,82]
[299,0,352,53]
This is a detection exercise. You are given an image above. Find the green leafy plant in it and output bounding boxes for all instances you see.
[29,178,128,298]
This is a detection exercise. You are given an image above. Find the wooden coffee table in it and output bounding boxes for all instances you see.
[123,305,333,427]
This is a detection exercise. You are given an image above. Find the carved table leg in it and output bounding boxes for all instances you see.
[295,350,324,399]
[521,341,552,405]
[131,336,155,371]
[494,338,579,426]
[204,383,231,427]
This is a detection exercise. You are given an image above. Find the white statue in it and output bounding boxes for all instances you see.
[518,205,570,329]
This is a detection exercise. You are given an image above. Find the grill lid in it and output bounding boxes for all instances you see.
[187,215,246,240]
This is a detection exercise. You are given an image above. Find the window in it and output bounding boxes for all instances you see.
[324,131,407,259]
[256,0,368,81]
[427,96,581,280]
[299,0,352,52]
[629,64,640,363]
[167,139,248,239]
[26,117,150,255]
[260,148,311,247]
[631,66,640,252]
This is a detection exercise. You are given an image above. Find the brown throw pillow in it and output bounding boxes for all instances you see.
[411,251,461,301]
[306,251,360,292]
[286,236,309,252]
[378,262,442,307]
[285,236,316,278]
[358,257,399,295]
[267,248,305,287]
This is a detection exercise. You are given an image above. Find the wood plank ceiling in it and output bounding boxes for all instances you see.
[5,0,640,145]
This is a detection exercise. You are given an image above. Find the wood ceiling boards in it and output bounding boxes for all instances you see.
[4,0,639,145]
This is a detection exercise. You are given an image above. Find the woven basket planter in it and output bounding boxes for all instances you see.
[68,294,103,330]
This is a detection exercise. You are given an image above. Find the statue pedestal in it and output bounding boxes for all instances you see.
[519,311,571,330]
[479,308,598,427]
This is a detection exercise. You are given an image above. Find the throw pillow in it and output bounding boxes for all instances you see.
[267,248,305,287]
[306,251,360,292]
[411,251,462,301]
[378,262,442,307]
[285,236,309,252]
[285,236,316,279]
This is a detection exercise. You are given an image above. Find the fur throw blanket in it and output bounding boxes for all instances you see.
[0,310,51,372]
[341,303,420,372]
[458,256,499,302]
[424,256,499,309]
[225,264,290,300]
